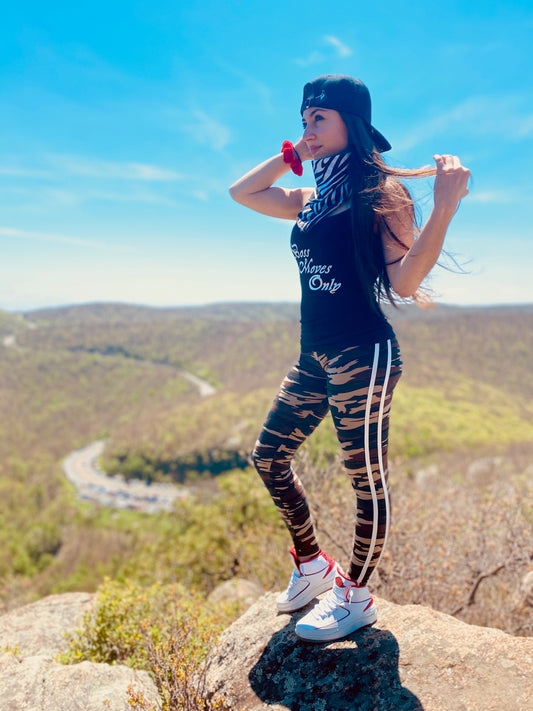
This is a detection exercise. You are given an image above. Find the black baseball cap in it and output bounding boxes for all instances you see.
[300,74,391,153]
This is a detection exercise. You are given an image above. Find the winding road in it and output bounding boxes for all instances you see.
[62,368,215,513]
[62,440,188,513]
[2,334,16,348]
[2,322,216,512]
[178,369,216,397]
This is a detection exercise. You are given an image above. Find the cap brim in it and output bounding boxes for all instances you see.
[371,126,391,153]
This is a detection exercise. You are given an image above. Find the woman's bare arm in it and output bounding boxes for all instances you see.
[229,139,314,220]
[383,155,470,297]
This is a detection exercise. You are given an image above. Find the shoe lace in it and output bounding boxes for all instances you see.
[313,585,347,619]
[286,568,302,591]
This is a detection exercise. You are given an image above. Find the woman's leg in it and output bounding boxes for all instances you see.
[252,352,330,559]
[326,339,402,585]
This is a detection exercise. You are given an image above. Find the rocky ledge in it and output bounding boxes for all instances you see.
[0,592,160,711]
[1,589,532,710]
[204,592,533,711]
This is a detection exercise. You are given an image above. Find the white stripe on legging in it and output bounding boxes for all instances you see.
[375,339,392,569]
[357,340,392,585]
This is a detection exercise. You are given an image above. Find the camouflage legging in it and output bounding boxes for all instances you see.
[252,338,402,586]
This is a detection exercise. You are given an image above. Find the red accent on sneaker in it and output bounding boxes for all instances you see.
[364,598,374,612]
[337,568,366,588]
[307,550,322,563]
[335,576,345,587]
[289,546,324,574]
[322,557,335,579]
[289,547,301,573]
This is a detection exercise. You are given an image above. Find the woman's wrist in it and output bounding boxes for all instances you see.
[281,141,303,176]
[431,202,458,222]
[294,139,311,162]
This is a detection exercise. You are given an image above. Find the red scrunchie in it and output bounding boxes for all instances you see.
[281,140,303,176]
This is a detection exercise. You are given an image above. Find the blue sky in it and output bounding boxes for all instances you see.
[0,0,532,311]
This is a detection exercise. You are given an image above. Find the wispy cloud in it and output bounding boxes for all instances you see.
[183,110,232,152]
[0,166,53,179]
[324,36,353,58]
[295,51,323,68]
[295,35,353,67]
[394,99,482,151]
[394,95,533,151]
[214,59,275,114]
[0,226,105,248]
[0,225,141,252]
[517,114,533,137]
[467,189,518,204]
[0,153,185,210]
[87,188,178,206]
[0,154,184,184]
[190,190,209,202]
[48,154,184,181]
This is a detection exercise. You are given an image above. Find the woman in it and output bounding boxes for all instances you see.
[229,74,470,642]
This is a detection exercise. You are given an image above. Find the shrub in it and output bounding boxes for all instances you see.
[62,579,233,710]
[294,446,533,637]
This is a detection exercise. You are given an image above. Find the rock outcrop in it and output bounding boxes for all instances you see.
[2,589,532,710]
[205,592,533,711]
[0,593,161,711]
[0,592,94,658]
[207,578,263,609]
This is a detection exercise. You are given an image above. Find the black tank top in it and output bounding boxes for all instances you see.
[290,209,394,352]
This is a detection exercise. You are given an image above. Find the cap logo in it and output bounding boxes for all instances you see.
[300,75,392,151]
[304,89,326,110]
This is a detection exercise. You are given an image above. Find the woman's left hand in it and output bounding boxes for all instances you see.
[433,154,470,212]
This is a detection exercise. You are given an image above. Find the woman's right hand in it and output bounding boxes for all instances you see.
[295,138,312,162]
[229,143,315,219]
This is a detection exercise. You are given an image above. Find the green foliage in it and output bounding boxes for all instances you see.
[297,445,533,637]
[62,579,217,668]
[1,300,532,636]
[105,446,250,484]
[62,579,233,711]
[102,388,274,483]
[0,458,67,579]
[115,469,290,593]
[391,378,533,459]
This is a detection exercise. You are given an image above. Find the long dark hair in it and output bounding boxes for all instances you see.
[339,112,436,312]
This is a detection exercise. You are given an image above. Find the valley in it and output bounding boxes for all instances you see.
[0,301,531,636]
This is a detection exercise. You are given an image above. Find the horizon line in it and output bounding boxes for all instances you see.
[3,298,533,315]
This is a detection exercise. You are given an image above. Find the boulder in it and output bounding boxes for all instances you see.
[0,653,160,711]
[208,578,263,609]
[0,592,94,657]
[204,592,533,711]
[0,593,161,711]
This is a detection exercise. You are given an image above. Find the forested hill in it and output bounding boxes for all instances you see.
[18,299,533,398]
[0,300,531,618]
[23,299,533,323]
[4,298,532,475]
[24,301,303,324]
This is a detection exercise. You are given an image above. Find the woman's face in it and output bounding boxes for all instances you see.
[301,107,349,160]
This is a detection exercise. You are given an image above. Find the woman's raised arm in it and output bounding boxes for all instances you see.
[229,139,314,220]
[383,154,470,298]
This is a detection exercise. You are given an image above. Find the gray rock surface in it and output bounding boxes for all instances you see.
[0,593,161,711]
[0,654,160,711]
[204,592,533,711]
[0,592,94,657]
[3,588,532,710]
[207,578,263,609]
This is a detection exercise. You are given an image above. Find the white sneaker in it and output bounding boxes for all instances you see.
[295,568,377,642]
[276,547,337,612]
